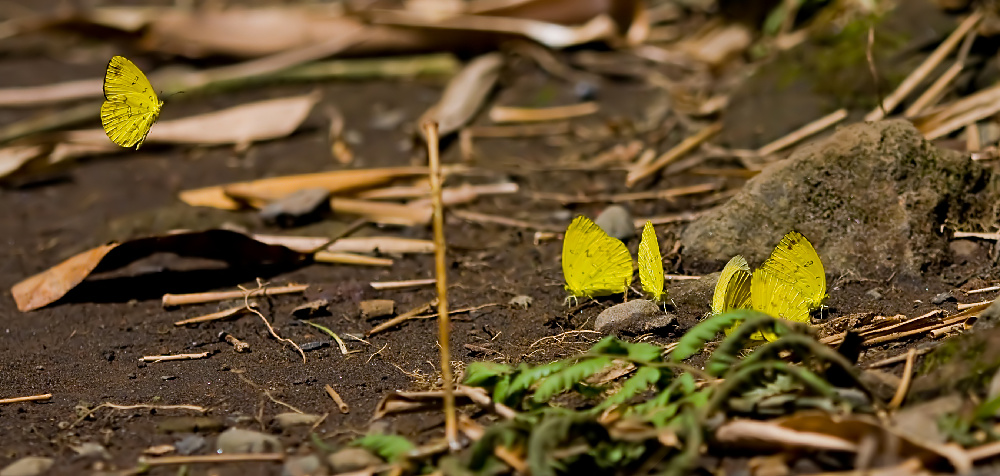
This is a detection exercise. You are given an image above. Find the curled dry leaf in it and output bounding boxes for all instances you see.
[180,167,430,210]
[419,52,503,137]
[10,230,308,312]
[61,93,320,155]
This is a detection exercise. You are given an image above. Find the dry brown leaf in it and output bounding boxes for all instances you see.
[180,167,429,210]
[0,145,47,180]
[419,53,503,137]
[61,93,319,152]
[10,230,308,312]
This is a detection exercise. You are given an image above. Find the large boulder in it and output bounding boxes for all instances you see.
[681,120,992,279]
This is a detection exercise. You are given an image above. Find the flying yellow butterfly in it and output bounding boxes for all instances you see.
[638,221,665,301]
[562,215,633,304]
[101,56,163,149]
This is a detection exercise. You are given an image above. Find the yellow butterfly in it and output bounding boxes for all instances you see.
[713,255,751,316]
[748,231,826,341]
[638,221,665,301]
[562,215,633,303]
[101,56,163,149]
[763,231,826,310]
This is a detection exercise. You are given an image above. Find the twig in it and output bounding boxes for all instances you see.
[140,352,210,363]
[324,384,350,414]
[367,300,436,336]
[304,217,369,254]
[867,26,887,119]
[451,209,564,232]
[756,109,847,157]
[0,393,51,404]
[241,283,306,363]
[489,102,599,123]
[966,285,999,294]
[313,252,393,267]
[904,22,979,118]
[626,122,721,186]
[958,300,992,310]
[370,278,437,290]
[924,99,1000,140]
[865,11,983,121]
[633,211,701,228]
[174,305,251,326]
[665,274,702,280]
[162,284,308,307]
[865,345,937,369]
[423,120,457,448]
[953,231,1000,240]
[140,454,284,465]
[888,348,916,410]
[528,182,719,204]
[72,403,206,428]
[224,334,250,353]
[968,440,1000,461]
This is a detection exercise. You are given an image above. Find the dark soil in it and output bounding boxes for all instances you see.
[0,2,997,475]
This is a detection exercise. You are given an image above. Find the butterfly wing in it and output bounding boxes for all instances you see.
[751,262,811,341]
[638,221,664,301]
[713,255,751,315]
[562,216,633,298]
[766,231,826,309]
[101,56,162,149]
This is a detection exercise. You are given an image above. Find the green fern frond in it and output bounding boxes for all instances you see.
[503,361,566,403]
[533,357,614,403]
[671,310,765,362]
[598,366,661,410]
[464,361,513,386]
[353,434,414,462]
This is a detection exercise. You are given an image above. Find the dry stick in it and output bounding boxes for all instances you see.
[489,102,599,123]
[954,231,1000,240]
[958,300,992,310]
[967,285,1000,294]
[140,454,284,466]
[72,403,206,428]
[967,122,982,152]
[314,252,393,267]
[904,25,979,118]
[370,278,437,290]
[0,394,51,404]
[756,109,848,157]
[140,352,210,363]
[304,217,369,254]
[423,120,458,449]
[174,305,251,326]
[451,209,564,232]
[865,11,982,122]
[626,122,721,187]
[162,284,308,307]
[241,286,306,363]
[967,440,1000,461]
[367,301,437,337]
[887,348,917,410]
[865,345,938,369]
[324,384,350,414]
[924,99,1000,140]
[867,26,887,119]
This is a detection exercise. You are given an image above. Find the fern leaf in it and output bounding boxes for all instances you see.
[671,310,764,362]
[598,366,660,410]
[503,361,566,403]
[464,361,512,386]
[706,313,780,376]
[591,336,630,356]
[532,357,613,403]
[353,434,414,462]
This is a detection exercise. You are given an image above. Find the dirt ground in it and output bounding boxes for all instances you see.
[0,1,997,475]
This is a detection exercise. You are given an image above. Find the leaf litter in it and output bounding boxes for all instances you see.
[5,0,1000,475]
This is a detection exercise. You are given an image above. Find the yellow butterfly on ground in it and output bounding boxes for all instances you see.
[562,215,633,303]
[638,221,665,301]
[747,230,826,341]
[101,55,163,149]
[764,230,826,310]
[713,255,751,316]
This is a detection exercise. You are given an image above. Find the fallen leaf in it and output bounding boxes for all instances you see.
[419,52,503,137]
[11,230,308,312]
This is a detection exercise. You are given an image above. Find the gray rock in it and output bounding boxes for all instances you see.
[283,454,325,476]
[594,300,674,336]
[327,447,382,473]
[273,412,323,430]
[174,434,206,455]
[216,428,283,454]
[931,291,955,305]
[682,120,992,280]
[0,457,54,476]
[259,188,331,228]
[594,205,634,240]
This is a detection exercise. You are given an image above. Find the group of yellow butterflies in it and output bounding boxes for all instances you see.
[102,55,829,341]
[562,215,826,341]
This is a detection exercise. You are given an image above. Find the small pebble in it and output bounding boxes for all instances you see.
[931,291,955,305]
[594,205,634,240]
[300,341,330,352]
[216,428,283,454]
[283,454,323,476]
[327,448,383,473]
[71,443,110,460]
[595,300,674,336]
[272,412,322,430]
[161,375,177,381]
[174,435,206,455]
[508,295,533,309]
[259,188,331,228]
[359,299,395,319]
[865,289,883,300]
[0,457,54,476]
